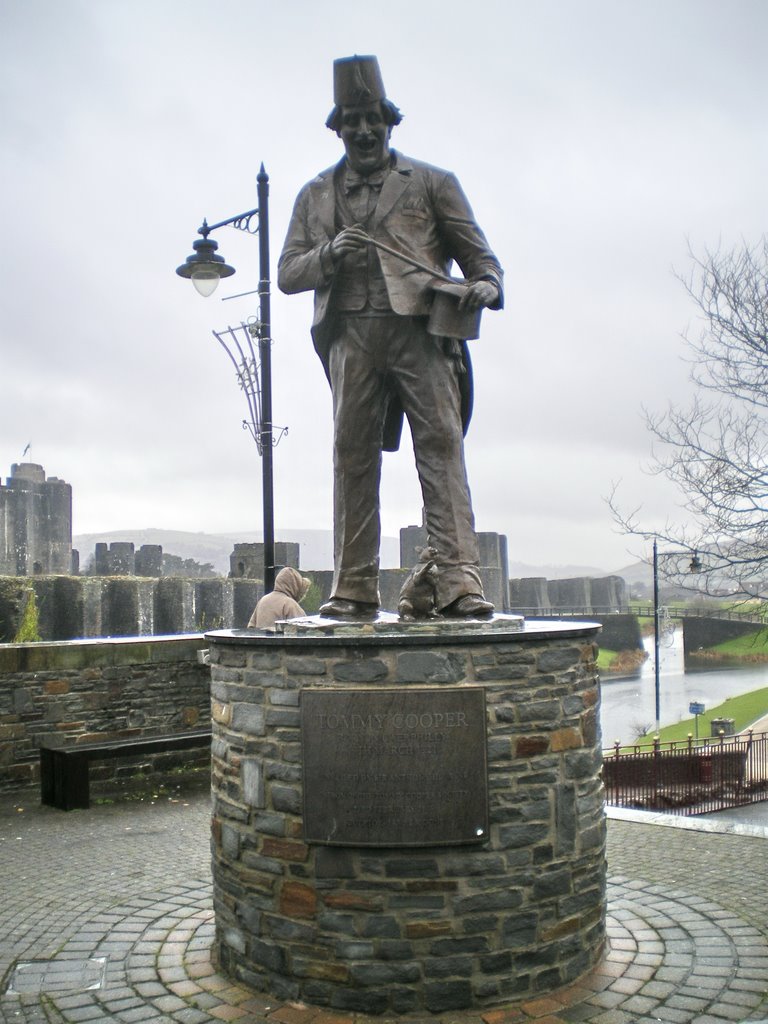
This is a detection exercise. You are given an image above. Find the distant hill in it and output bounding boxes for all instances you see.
[609,560,652,586]
[73,528,400,575]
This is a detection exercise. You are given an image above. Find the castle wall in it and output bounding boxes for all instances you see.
[230,543,301,579]
[0,576,266,642]
[509,576,629,615]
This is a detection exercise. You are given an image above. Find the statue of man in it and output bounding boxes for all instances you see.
[279,55,503,618]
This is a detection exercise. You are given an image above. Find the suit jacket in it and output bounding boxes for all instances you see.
[278,151,504,450]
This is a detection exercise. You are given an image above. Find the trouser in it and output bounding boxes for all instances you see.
[327,314,483,609]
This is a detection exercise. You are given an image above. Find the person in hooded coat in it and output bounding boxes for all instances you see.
[248,567,312,629]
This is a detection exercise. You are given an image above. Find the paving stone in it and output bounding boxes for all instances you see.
[134,981,168,997]
[618,995,660,1015]
[61,1007,106,1022]
[173,1011,214,1024]
[651,1010,693,1024]
[117,1007,168,1022]
[150,994,191,1013]
[638,980,676,999]
[587,1010,637,1024]
[586,990,627,1010]
[665,994,711,1012]
[183,991,223,1010]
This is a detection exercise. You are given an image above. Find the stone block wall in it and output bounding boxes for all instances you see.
[682,616,762,656]
[0,576,264,642]
[0,635,210,789]
[230,543,301,579]
[517,615,641,655]
[509,577,551,612]
[589,576,627,609]
[207,622,605,1013]
[593,615,643,653]
[509,576,628,615]
[548,578,592,609]
[94,542,164,576]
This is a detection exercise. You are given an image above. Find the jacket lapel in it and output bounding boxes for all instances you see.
[309,162,342,239]
[373,151,413,228]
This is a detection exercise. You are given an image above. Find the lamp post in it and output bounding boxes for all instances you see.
[176,165,276,593]
[652,539,702,734]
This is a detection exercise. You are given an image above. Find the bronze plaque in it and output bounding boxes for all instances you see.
[301,687,488,847]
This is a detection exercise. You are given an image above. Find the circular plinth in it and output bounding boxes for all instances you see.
[206,618,605,1014]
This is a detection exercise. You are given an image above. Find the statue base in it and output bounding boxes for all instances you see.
[206,616,605,1014]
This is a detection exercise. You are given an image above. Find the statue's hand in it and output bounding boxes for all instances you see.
[458,280,499,311]
[329,226,370,262]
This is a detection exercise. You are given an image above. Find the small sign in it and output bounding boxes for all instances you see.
[301,687,488,847]
[689,701,705,716]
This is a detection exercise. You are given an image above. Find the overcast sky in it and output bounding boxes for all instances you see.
[2,0,766,572]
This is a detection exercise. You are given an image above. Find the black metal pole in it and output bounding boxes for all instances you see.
[257,165,276,594]
[653,538,660,734]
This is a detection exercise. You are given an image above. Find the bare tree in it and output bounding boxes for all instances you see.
[610,237,768,600]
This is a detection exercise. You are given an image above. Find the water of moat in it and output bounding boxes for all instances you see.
[599,628,768,746]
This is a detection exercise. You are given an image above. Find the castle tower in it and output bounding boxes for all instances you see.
[0,463,73,575]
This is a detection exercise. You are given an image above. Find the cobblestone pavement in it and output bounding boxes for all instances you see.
[1,791,767,1024]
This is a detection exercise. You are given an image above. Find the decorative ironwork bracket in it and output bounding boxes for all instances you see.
[199,207,260,239]
[213,320,287,455]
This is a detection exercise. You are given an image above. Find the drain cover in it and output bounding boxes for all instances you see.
[6,956,108,995]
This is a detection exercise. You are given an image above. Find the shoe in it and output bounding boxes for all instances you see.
[442,594,494,618]
[319,597,379,619]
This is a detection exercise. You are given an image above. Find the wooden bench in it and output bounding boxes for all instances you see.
[40,729,212,810]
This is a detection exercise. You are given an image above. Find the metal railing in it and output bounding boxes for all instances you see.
[515,606,767,623]
[602,731,768,815]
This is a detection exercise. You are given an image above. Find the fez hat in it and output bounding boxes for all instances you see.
[333,55,386,105]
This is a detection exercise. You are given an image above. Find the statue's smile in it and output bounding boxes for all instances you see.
[339,101,391,175]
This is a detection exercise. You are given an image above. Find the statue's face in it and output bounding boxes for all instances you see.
[339,101,391,175]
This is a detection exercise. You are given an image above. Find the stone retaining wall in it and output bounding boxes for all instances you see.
[0,635,210,789]
[682,616,762,656]
[207,620,605,1013]
[0,575,261,642]
[538,614,642,653]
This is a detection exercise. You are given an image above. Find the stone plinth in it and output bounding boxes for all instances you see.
[206,617,605,1014]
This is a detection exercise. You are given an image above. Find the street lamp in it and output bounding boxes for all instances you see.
[652,539,703,734]
[176,165,277,593]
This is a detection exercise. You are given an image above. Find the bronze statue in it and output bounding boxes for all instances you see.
[278,55,503,618]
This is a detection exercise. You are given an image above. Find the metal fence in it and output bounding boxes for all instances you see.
[603,731,768,815]
[516,606,766,623]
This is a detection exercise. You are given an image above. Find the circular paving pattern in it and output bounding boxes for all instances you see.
[3,876,768,1023]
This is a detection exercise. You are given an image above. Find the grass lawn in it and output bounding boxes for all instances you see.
[631,685,768,746]
[711,628,768,655]
[596,648,616,671]
[598,647,648,676]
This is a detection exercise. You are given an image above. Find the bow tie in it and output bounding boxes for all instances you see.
[344,167,388,194]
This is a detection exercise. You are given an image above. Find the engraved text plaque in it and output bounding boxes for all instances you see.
[301,687,488,847]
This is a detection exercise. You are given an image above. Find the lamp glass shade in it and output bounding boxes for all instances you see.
[191,269,221,297]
